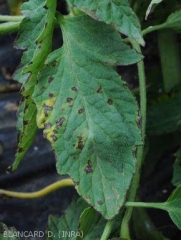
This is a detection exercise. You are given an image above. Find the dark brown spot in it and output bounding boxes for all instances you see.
[97,200,103,205]
[84,160,93,174]
[71,87,78,92]
[48,76,54,83]
[51,61,57,67]
[44,123,52,129]
[51,135,57,142]
[23,120,29,125]
[18,147,24,153]
[56,117,65,127]
[43,104,53,111]
[53,129,58,134]
[77,136,84,150]
[49,93,54,98]
[67,97,73,103]
[78,108,85,114]
[97,86,103,93]
[45,22,48,28]
[107,99,113,105]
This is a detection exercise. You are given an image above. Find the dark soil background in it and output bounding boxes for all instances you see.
[0,1,181,240]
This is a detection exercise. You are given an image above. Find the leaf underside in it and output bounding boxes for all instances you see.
[12,0,56,171]
[68,0,144,45]
[33,14,142,219]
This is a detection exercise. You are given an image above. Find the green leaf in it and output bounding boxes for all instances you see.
[0,223,20,240]
[33,14,142,219]
[145,0,163,20]
[47,199,86,240]
[12,0,56,171]
[172,148,181,187]
[77,207,106,240]
[68,0,144,45]
[165,10,181,32]
[147,92,181,135]
[163,186,181,230]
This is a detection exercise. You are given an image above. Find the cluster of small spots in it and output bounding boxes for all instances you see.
[78,108,85,114]
[84,160,93,174]
[77,135,84,150]
[107,99,113,105]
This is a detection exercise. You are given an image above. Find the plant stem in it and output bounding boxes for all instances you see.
[0,179,74,199]
[0,15,24,22]
[142,22,167,36]
[100,220,114,240]
[125,201,165,210]
[120,41,147,240]
[158,29,181,92]
[0,21,21,34]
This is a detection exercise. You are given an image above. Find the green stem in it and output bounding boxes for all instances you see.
[0,15,24,22]
[142,22,167,36]
[0,21,21,34]
[120,41,147,240]
[100,220,114,240]
[126,201,165,210]
[158,29,181,92]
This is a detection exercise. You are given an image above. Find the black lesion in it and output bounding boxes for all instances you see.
[51,135,57,142]
[23,120,29,125]
[67,97,73,103]
[71,87,78,92]
[77,136,84,150]
[107,99,113,105]
[42,104,53,112]
[49,93,54,98]
[44,123,52,129]
[48,76,54,83]
[84,160,93,174]
[97,86,103,93]
[78,108,85,114]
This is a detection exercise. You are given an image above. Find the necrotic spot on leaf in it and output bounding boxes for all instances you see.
[97,86,103,93]
[56,117,65,127]
[84,160,93,174]
[51,61,57,67]
[44,123,52,129]
[67,97,73,103]
[48,76,54,83]
[71,86,78,92]
[51,135,57,142]
[107,99,113,105]
[53,129,58,134]
[49,93,54,98]
[18,147,24,153]
[78,108,85,114]
[97,200,103,205]
[43,104,53,112]
[23,120,29,125]
[77,136,84,150]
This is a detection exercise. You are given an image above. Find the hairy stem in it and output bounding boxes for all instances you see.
[120,41,147,240]
[0,179,74,199]
[100,220,114,240]
[0,15,24,22]
[0,21,21,34]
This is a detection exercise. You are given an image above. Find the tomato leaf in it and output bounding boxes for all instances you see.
[145,0,163,20]
[0,223,20,240]
[11,0,56,171]
[33,14,142,219]
[172,148,181,187]
[68,0,144,45]
[163,186,181,230]
[165,10,181,32]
